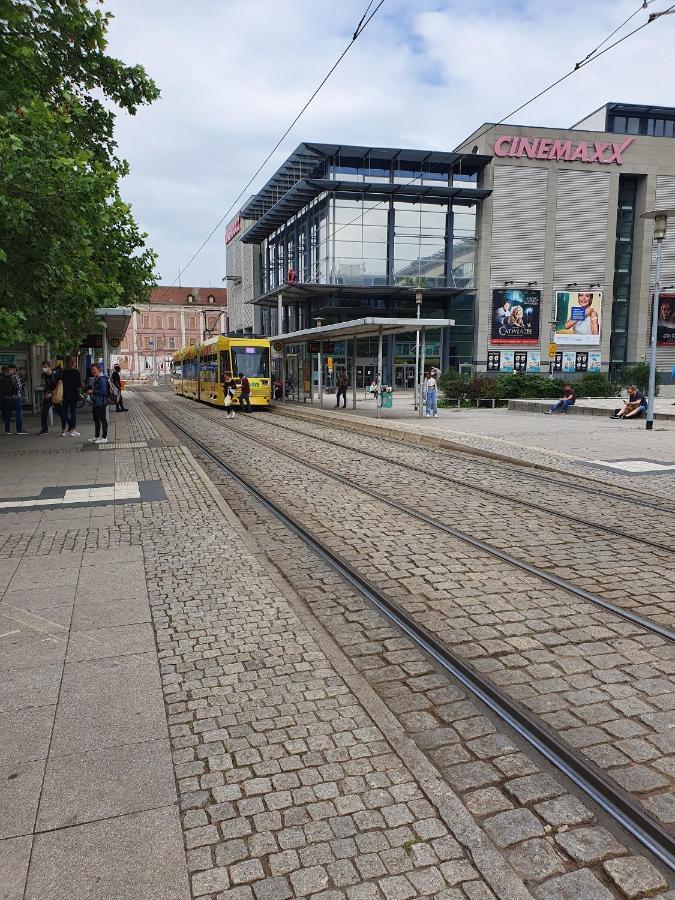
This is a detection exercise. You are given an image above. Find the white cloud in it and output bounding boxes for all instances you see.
[103,0,675,287]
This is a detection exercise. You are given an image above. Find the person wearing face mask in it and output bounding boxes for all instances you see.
[38,361,60,434]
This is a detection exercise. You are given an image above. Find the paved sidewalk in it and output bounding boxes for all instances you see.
[0,406,189,900]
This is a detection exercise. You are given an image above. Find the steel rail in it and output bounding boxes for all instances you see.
[146,396,675,873]
[266,407,674,514]
[174,403,673,642]
[242,413,675,554]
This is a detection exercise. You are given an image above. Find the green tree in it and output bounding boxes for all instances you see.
[0,0,160,348]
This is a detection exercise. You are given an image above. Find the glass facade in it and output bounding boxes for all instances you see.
[610,175,638,373]
[608,110,675,138]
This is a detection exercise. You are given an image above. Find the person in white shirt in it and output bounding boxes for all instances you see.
[424,368,439,418]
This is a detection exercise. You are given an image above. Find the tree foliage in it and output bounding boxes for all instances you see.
[0,0,160,349]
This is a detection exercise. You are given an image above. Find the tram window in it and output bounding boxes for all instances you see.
[231,346,270,378]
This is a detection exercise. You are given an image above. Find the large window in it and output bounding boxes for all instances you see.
[393,202,447,288]
[231,345,270,378]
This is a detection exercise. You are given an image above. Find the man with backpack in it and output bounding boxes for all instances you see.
[59,356,82,437]
[1,364,28,435]
[111,364,128,412]
[86,364,110,444]
[39,361,60,434]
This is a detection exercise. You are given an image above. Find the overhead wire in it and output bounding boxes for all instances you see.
[157,0,385,299]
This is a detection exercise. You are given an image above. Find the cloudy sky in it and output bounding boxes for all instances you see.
[104,0,675,288]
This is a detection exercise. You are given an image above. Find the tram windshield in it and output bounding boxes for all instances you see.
[230,346,270,378]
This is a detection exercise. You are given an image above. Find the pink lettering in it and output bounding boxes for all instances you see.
[588,141,610,163]
[548,140,572,161]
[570,142,589,162]
[519,138,538,159]
[536,139,552,159]
[494,136,512,157]
[605,137,634,165]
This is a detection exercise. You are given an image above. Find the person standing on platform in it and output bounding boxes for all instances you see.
[424,368,439,419]
[60,357,82,436]
[1,364,28,434]
[111,364,128,412]
[335,371,348,408]
[223,372,236,419]
[38,361,59,434]
[238,372,251,413]
[87,363,110,444]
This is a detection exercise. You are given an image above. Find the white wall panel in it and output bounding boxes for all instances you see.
[489,166,548,285]
[553,169,611,287]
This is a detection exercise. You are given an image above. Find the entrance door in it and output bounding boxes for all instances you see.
[405,365,415,389]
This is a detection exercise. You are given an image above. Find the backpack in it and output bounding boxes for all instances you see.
[107,378,120,403]
[0,374,14,398]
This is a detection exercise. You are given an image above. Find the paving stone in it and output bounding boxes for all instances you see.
[482,809,544,848]
[642,792,675,823]
[289,865,329,896]
[609,764,670,793]
[378,874,416,899]
[439,859,480,885]
[252,876,293,900]
[192,866,231,895]
[504,774,565,805]
[555,826,626,864]
[507,839,566,883]
[445,761,500,791]
[230,859,265,885]
[603,856,668,899]
[536,868,614,899]
[464,787,513,817]
[407,864,446,894]
[534,796,595,827]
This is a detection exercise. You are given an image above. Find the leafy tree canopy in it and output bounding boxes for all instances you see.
[0,0,160,350]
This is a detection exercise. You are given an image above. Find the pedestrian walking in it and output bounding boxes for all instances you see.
[335,371,348,408]
[238,371,251,413]
[38,361,60,434]
[424,368,439,418]
[223,371,236,419]
[59,356,82,436]
[86,363,110,444]
[111,364,128,412]
[1,364,28,434]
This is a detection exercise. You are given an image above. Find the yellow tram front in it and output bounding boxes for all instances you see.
[173,336,271,408]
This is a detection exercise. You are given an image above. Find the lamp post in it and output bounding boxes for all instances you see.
[414,288,422,410]
[640,209,675,430]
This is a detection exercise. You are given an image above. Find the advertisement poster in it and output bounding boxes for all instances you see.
[491,289,541,345]
[588,351,601,372]
[562,351,576,373]
[554,290,602,345]
[526,351,541,372]
[657,294,675,347]
[500,351,514,372]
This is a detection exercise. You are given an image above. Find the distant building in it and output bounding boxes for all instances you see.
[113,287,228,376]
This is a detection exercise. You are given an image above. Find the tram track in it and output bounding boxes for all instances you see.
[143,393,675,874]
[255,410,675,554]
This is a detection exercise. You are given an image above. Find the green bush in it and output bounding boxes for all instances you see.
[492,373,566,399]
[437,370,469,398]
[621,363,660,396]
[574,373,619,397]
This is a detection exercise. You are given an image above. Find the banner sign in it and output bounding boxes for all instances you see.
[491,289,541,345]
[554,291,602,345]
[225,216,242,245]
[657,294,675,347]
[493,136,634,166]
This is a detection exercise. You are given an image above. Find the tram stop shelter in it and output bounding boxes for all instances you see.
[271,316,453,418]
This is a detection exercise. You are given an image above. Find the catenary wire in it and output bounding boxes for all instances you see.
[156,0,386,299]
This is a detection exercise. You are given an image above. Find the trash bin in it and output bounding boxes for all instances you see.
[380,393,392,409]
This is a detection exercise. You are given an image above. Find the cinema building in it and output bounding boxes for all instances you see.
[226,102,675,388]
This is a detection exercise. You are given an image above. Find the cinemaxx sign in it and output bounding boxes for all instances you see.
[493,135,634,165]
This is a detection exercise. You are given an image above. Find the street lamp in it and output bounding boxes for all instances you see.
[640,208,675,430]
[414,288,423,410]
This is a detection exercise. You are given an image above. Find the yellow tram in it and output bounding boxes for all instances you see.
[172,336,271,408]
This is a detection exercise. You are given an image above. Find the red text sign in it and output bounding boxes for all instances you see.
[493,135,634,165]
[225,216,242,244]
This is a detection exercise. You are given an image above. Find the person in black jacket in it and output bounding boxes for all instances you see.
[39,361,59,434]
[59,357,82,437]
[111,364,128,411]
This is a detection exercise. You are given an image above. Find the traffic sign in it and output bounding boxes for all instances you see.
[548,342,557,358]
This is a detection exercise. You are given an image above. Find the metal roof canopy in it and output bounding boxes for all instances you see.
[250,284,464,307]
[241,180,489,244]
[271,316,453,345]
[94,307,133,341]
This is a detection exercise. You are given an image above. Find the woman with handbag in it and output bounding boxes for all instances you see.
[223,371,236,419]
[38,361,61,434]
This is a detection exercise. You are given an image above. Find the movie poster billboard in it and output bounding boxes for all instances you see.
[554,290,602,345]
[500,351,515,372]
[588,351,601,372]
[657,294,675,347]
[491,289,541,345]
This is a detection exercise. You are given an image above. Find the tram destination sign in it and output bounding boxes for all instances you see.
[493,135,634,165]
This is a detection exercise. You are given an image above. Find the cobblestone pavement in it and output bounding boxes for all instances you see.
[142,394,675,838]
[137,391,674,898]
[269,404,675,499]
[235,413,675,628]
